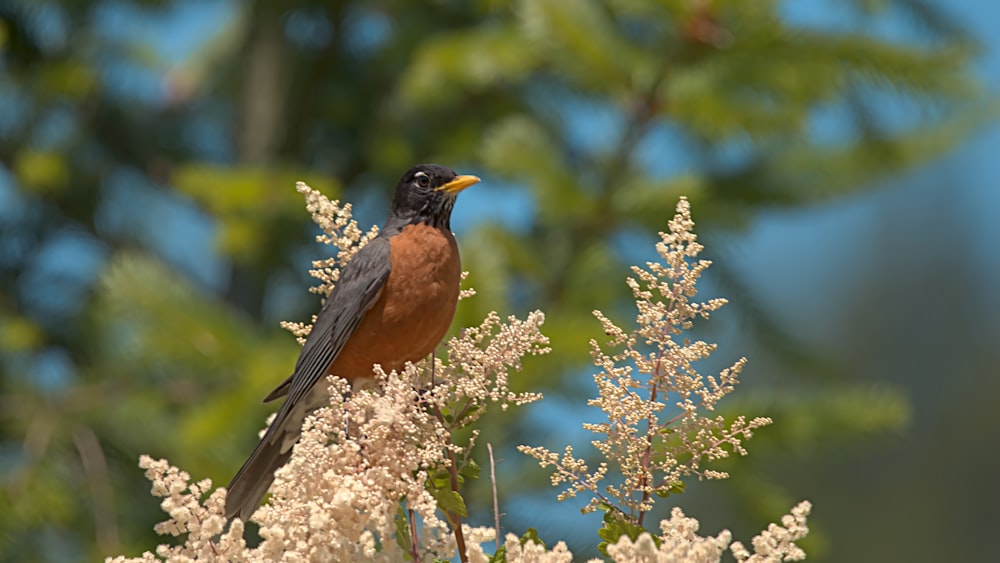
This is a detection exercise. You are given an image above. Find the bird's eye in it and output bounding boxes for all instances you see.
[414,172,430,188]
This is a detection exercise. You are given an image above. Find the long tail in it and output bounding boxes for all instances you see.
[225,382,337,522]
[224,424,296,523]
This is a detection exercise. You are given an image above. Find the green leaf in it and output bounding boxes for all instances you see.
[520,528,544,547]
[14,150,69,195]
[40,60,97,98]
[518,0,653,93]
[480,116,567,187]
[597,509,648,556]
[0,315,44,352]
[655,480,686,497]
[433,489,469,518]
[398,24,537,109]
[733,383,912,451]
[172,164,339,263]
[474,531,524,563]
[429,469,451,491]
[479,115,587,224]
[459,459,482,482]
[394,504,413,558]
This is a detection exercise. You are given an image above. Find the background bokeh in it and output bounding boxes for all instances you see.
[1,0,998,561]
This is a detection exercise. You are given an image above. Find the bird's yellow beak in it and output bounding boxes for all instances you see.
[436,174,480,194]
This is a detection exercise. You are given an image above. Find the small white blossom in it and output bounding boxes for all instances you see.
[107,191,811,563]
[520,198,772,517]
[108,183,548,562]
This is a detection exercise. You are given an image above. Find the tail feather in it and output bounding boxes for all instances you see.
[261,374,292,403]
[225,430,294,522]
[226,381,334,522]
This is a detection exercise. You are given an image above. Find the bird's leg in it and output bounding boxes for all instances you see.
[341,386,353,439]
[412,353,438,410]
[431,352,436,387]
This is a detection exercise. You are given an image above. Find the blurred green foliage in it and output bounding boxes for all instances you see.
[0,0,990,561]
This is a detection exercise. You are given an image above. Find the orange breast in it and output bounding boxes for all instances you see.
[329,223,461,379]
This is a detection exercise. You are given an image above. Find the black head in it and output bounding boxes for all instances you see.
[385,164,480,232]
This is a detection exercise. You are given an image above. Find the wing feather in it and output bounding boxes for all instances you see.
[265,237,391,439]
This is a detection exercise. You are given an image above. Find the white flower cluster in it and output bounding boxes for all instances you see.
[106,456,247,562]
[248,304,548,561]
[108,316,549,561]
[604,501,812,563]
[107,189,812,562]
[520,197,772,517]
[108,184,548,562]
[729,501,812,562]
[296,181,380,297]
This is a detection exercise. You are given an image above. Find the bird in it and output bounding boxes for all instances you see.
[224,164,479,522]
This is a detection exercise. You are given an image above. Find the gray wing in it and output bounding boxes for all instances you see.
[226,236,392,521]
[224,237,391,521]
[270,236,391,430]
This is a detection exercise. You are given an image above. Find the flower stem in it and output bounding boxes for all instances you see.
[407,507,420,562]
[432,403,469,562]
[638,379,658,529]
[488,443,501,553]
[444,446,469,562]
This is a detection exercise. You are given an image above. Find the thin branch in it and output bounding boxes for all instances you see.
[637,380,657,528]
[487,443,501,553]
[72,427,120,553]
[440,440,469,563]
[544,62,669,311]
[407,507,420,562]
[429,352,469,563]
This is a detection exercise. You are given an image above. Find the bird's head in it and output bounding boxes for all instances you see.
[387,164,480,231]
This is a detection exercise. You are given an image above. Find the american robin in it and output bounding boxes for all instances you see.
[225,164,479,522]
